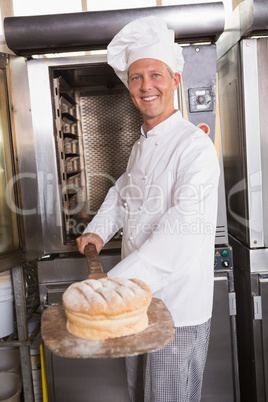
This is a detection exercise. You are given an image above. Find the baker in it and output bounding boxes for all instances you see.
[76,15,220,402]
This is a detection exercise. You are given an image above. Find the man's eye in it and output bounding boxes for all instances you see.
[132,76,140,81]
[153,74,160,78]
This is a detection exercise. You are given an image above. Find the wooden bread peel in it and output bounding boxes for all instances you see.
[41,244,175,358]
[84,243,108,279]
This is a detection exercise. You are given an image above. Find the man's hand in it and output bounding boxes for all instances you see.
[76,232,104,254]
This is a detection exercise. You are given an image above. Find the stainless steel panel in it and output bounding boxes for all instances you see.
[250,248,268,273]
[229,235,268,273]
[201,272,239,401]
[45,349,130,402]
[229,235,268,401]
[9,55,43,260]
[257,38,268,246]
[252,300,266,402]
[218,38,268,248]
[218,43,248,244]
[0,68,19,250]
[0,55,22,271]
[241,39,263,248]
[260,276,268,402]
[27,57,66,253]
[38,252,121,283]
[217,135,228,245]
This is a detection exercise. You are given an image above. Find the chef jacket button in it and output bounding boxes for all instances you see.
[139,205,143,210]
[120,231,123,236]
[128,173,132,177]
[143,175,148,180]
[124,202,127,207]
[137,141,141,145]
[155,141,160,146]
[129,236,133,241]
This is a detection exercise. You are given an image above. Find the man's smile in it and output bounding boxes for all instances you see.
[141,96,159,102]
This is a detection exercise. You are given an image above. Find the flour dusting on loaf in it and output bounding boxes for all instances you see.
[63,277,152,340]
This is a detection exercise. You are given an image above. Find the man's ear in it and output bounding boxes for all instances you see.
[173,73,181,90]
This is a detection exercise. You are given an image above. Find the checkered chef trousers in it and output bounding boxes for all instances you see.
[125,319,211,402]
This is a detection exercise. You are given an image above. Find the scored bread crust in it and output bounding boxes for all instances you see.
[62,277,152,340]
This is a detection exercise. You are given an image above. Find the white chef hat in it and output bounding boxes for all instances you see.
[107,15,184,88]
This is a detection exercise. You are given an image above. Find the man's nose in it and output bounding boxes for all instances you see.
[141,77,152,91]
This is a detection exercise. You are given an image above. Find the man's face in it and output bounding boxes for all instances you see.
[128,58,181,131]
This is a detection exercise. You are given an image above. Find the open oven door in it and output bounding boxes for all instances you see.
[0,50,44,268]
[0,52,23,272]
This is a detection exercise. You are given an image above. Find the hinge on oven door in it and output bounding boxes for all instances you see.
[0,53,8,68]
[253,295,262,320]
[229,292,237,316]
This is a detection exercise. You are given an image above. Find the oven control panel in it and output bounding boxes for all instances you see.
[214,245,233,270]
[188,87,213,113]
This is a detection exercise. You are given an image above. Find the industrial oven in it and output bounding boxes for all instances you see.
[217,0,268,400]
[2,3,239,401]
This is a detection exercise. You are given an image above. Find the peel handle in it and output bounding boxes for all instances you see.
[84,244,107,278]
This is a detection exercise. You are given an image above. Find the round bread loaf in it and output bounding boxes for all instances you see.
[62,277,152,340]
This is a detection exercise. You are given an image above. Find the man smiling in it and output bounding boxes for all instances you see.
[77,16,220,402]
[128,59,181,131]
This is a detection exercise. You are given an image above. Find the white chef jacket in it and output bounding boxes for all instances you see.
[83,110,220,327]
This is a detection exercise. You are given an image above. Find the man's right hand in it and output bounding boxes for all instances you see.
[76,232,104,254]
